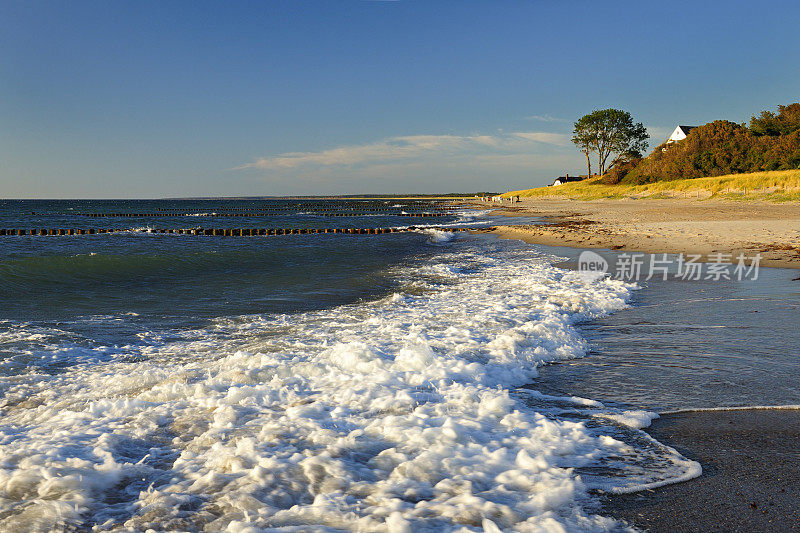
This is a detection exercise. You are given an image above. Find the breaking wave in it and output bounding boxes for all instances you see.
[0,236,698,531]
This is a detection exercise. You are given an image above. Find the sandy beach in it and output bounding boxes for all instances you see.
[475,196,800,530]
[603,408,800,532]
[480,198,800,269]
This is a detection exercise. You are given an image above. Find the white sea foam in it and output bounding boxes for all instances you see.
[457,209,493,222]
[0,237,699,531]
[420,228,456,244]
[0,322,123,376]
[389,208,505,232]
[602,410,660,430]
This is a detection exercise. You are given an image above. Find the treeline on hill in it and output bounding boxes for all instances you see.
[606,103,800,185]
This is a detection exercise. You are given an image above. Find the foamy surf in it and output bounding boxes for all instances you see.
[0,236,698,531]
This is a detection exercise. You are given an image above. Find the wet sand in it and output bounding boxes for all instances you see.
[472,222,800,531]
[477,198,800,269]
[603,408,800,532]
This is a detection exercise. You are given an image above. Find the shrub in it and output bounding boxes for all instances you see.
[623,103,800,183]
[750,103,800,136]
[602,158,641,184]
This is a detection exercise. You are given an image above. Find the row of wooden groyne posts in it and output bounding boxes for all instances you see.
[152,207,456,213]
[152,202,457,212]
[0,226,491,237]
[55,212,449,218]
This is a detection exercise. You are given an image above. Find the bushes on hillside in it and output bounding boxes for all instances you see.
[622,104,800,184]
[751,103,800,136]
[602,158,641,184]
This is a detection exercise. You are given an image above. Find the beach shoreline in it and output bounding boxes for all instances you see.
[478,217,800,531]
[470,197,800,269]
[603,407,800,532]
[3,199,797,530]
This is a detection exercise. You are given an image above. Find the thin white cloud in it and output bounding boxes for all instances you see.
[525,114,568,123]
[510,132,570,145]
[236,131,570,170]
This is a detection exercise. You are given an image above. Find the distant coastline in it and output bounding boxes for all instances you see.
[160,193,490,201]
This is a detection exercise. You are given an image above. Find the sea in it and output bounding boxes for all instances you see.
[3,198,795,531]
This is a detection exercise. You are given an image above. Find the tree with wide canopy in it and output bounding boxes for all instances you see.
[572,109,649,177]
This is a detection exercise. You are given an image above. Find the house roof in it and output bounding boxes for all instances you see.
[551,175,584,185]
[667,125,698,142]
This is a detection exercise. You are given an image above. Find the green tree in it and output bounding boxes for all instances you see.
[750,103,800,136]
[572,109,649,176]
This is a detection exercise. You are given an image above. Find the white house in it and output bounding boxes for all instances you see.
[666,125,696,145]
[550,173,584,186]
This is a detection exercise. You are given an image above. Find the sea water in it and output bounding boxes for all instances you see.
[0,200,698,531]
[533,246,800,412]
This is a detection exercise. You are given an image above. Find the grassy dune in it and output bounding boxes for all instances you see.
[505,169,800,202]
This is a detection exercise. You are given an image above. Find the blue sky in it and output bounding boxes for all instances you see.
[2,1,799,198]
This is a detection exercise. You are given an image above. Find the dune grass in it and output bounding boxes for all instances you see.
[504,169,800,202]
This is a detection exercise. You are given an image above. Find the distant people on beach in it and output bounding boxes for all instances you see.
[478,195,519,203]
